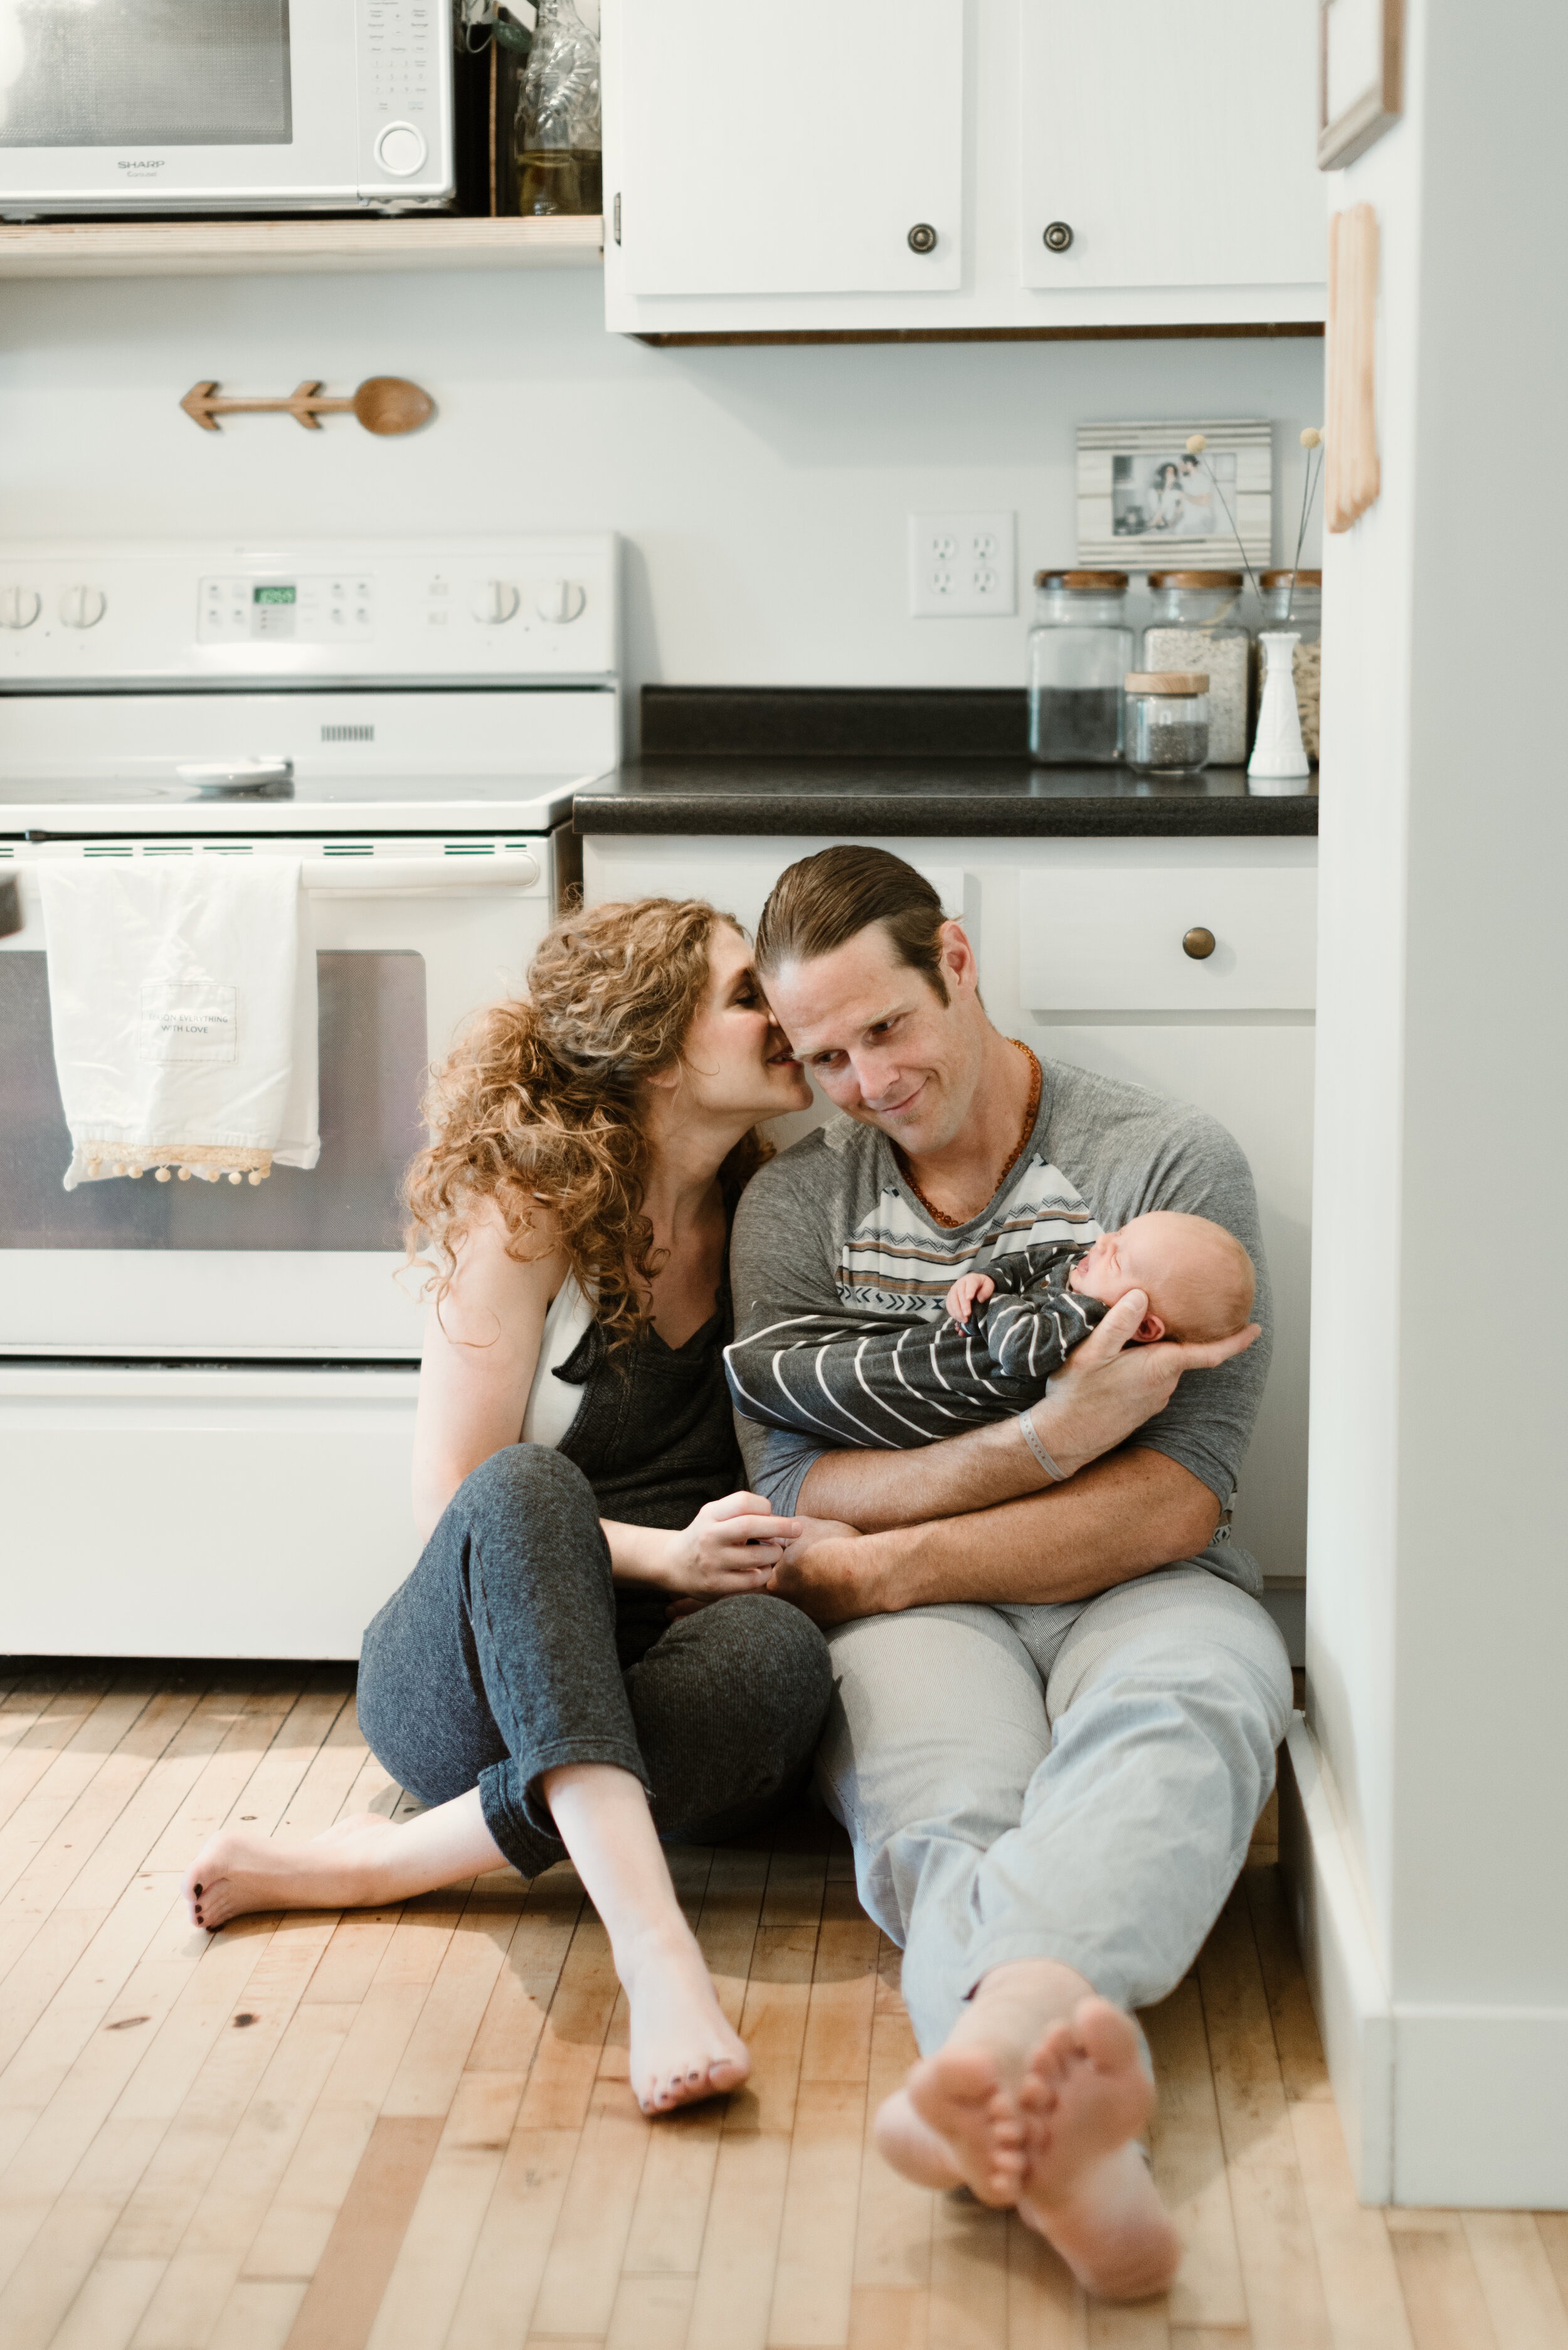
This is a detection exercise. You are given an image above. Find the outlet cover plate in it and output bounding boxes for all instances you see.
[908,511,1017,617]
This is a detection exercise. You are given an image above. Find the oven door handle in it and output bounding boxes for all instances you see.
[302,851,542,896]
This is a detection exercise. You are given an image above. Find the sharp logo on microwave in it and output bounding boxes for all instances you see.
[117,159,166,172]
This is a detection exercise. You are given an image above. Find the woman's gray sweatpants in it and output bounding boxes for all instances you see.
[815,1563,1293,2053]
[358,1444,834,1876]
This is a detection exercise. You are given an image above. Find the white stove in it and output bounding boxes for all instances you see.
[0,536,620,1658]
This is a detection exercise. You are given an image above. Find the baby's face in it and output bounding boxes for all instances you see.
[1069,1223,1172,1317]
[1068,1212,1254,1346]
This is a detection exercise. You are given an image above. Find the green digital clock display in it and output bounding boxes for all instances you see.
[254,585,297,607]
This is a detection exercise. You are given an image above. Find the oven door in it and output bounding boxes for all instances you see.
[0,837,551,1357]
[0,0,453,215]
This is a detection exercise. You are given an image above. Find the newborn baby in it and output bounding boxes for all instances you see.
[724,1210,1254,1454]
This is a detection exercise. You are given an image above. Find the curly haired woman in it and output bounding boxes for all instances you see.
[181,900,836,2115]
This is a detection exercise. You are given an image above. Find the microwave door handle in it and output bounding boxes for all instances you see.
[301,851,542,895]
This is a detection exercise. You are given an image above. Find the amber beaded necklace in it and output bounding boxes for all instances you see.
[894,1038,1042,1231]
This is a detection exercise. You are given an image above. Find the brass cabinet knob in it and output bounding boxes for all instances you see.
[1183,927,1217,960]
[907,223,938,253]
[1042,220,1074,252]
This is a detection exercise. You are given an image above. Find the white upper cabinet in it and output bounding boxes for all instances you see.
[612,1,964,296]
[602,0,1326,335]
[1017,1,1323,292]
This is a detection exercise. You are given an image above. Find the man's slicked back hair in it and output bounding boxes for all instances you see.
[753,844,950,1005]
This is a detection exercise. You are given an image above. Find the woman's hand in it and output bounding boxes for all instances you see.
[657,1490,805,1598]
[1029,1289,1260,1484]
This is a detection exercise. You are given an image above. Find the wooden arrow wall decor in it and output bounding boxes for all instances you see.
[180,376,435,436]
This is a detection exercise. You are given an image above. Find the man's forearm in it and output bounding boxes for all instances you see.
[792,1447,1221,1617]
[797,1412,1047,1530]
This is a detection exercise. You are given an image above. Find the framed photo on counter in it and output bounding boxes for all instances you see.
[1076,420,1271,572]
[1318,0,1404,169]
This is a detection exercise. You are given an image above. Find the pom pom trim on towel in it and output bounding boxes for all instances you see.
[68,1143,273,1189]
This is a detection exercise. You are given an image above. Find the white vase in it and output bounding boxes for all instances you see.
[1248,630,1310,787]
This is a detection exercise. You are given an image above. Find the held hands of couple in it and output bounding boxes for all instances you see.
[1026,1286,1260,1485]
[659,1490,803,1599]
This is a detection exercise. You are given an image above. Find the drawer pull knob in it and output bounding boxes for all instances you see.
[1183,927,1216,960]
[908,222,938,253]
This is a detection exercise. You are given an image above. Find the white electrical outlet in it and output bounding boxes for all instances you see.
[908,511,1017,617]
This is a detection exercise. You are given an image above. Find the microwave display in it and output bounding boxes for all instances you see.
[0,0,293,151]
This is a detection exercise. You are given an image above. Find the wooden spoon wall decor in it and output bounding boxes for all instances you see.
[181,376,435,435]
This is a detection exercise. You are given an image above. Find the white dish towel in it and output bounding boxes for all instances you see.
[38,857,320,1190]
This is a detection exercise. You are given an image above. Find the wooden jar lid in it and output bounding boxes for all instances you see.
[1146,570,1244,588]
[1034,569,1129,590]
[1261,568,1323,587]
[1125,671,1209,694]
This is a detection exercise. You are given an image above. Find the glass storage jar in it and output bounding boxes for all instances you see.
[1261,568,1320,763]
[1125,672,1210,777]
[1143,571,1249,765]
[1027,570,1134,764]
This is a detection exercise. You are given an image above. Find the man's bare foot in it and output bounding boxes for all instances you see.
[1015,1999,1180,2301]
[619,1920,750,2115]
[872,2087,965,2189]
[899,1960,1079,2205]
[184,1815,397,1930]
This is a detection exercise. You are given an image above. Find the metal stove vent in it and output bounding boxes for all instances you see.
[320,724,376,743]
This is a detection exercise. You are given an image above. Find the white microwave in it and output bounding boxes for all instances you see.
[0,0,455,216]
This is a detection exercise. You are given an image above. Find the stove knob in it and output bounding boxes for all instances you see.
[60,585,106,629]
[471,579,521,624]
[536,579,587,624]
[0,585,41,629]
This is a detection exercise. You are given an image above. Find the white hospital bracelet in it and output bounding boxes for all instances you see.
[1017,1410,1068,1484]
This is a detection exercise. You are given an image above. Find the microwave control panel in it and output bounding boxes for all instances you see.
[0,538,618,685]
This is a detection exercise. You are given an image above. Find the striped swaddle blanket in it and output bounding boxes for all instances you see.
[723,1241,1106,1452]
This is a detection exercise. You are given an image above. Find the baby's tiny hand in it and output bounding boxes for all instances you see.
[945,1272,995,1331]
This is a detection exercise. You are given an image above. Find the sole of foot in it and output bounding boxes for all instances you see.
[1013,1999,1179,2300]
[906,2041,1028,2206]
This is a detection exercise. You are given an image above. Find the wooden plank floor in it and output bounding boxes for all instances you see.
[1,1661,1564,2350]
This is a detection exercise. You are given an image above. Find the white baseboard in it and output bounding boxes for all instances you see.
[1280,1718,1568,2209]
[1279,1716,1395,2200]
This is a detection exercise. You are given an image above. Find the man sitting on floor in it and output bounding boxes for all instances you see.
[729,844,1293,2303]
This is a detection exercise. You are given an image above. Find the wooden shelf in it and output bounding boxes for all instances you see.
[0,213,603,280]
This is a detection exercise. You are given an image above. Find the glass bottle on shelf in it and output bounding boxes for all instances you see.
[1142,571,1250,766]
[514,0,601,218]
[1260,568,1321,764]
[1027,570,1134,764]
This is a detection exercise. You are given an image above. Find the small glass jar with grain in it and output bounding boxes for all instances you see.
[1142,572,1250,765]
[1027,570,1135,764]
[1125,672,1210,776]
[1260,569,1321,764]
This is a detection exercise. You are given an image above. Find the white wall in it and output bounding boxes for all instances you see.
[1303,0,1568,2207]
[0,267,1323,736]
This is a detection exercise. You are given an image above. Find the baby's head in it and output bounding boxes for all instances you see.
[1068,1211,1255,1345]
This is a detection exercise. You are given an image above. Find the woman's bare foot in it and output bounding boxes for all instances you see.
[620,1920,750,2115]
[184,1815,398,1930]
[1015,1999,1180,2301]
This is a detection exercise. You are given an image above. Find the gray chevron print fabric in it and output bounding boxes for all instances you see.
[723,1240,1105,1452]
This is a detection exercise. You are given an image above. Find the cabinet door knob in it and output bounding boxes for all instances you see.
[1183,927,1216,960]
[1042,220,1074,253]
[908,222,938,253]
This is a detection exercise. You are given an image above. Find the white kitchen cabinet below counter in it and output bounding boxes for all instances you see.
[584,832,1314,1631]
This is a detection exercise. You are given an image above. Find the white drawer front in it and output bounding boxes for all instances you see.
[1020,866,1316,1013]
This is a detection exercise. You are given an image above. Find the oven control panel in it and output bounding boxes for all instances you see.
[0,537,618,684]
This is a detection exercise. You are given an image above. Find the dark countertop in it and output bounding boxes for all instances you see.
[573,758,1318,838]
[572,688,1318,838]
